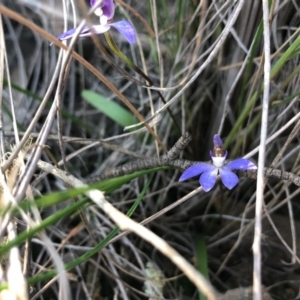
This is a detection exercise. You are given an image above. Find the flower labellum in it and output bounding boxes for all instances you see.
[179,134,257,192]
[56,0,136,44]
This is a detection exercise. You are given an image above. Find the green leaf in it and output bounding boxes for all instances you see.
[82,90,136,128]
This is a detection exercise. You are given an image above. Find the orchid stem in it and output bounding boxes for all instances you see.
[104,32,182,135]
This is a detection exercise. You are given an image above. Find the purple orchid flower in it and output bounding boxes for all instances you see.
[179,134,257,192]
[57,0,136,44]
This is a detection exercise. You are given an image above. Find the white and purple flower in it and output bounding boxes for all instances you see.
[57,0,136,44]
[179,134,257,192]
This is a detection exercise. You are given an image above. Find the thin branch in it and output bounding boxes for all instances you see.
[86,132,192,182]
[86,132,300,188]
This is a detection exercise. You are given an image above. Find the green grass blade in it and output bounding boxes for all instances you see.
[226,27,300,149]
[0,168,166,258]
[0,198,89,257]
[196,235,209,300]
[91,166,168,192]
[26,174,154,286]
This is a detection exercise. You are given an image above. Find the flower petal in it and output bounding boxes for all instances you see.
[57,26,90,41]
[91,0,115,21]
[90,0,104,8]
[90,0,97,7]
[179,163,215,182]
[199,168,218,192]
[219,168,239,189]
[101,0,115,19]
[110,20,136,44]
[225,158,257,170]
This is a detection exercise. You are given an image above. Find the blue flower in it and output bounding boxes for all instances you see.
[179,134,257,192]
[57,0,136,44]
